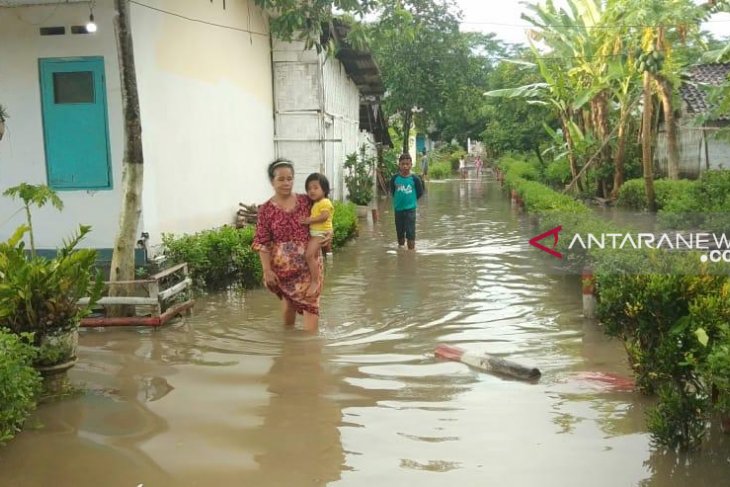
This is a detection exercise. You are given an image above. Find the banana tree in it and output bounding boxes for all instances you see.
[522,0,617,194]
[613,0,712,189]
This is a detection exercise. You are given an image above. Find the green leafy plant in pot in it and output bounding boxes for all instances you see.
[344,145,376,206]
[0,184,103,371]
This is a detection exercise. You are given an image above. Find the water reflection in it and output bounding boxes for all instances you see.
[639,431,730,487]
[0,329,173,486]
[242,334,345,486]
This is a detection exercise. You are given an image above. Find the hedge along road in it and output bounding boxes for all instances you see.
[2,176,728,487]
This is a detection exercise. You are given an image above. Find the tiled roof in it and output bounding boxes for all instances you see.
[679,63,730,120]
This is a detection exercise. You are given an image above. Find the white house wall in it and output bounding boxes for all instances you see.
[0,1,125,249]
[0,0,275,253]
[131,0,274,248]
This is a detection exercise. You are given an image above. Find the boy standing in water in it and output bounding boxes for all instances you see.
[390,153,425,250]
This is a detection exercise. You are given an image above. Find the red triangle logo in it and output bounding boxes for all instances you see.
[529,225,563,259]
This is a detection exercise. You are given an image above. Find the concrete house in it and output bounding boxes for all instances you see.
[656,63,730,178]
[0,0,387,260]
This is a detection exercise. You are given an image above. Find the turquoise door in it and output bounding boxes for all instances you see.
[39,57,112,189]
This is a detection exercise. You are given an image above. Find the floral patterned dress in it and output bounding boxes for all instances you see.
[252,194,322,315]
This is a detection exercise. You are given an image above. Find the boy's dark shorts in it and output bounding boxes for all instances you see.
[395,209,416,241]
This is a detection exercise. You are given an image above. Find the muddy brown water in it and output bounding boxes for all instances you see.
[2,178,728,486]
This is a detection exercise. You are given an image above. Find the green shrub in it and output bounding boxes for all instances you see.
[162,225,261,290]
[500,157,730,449]
[428,161,452,180]
[162,202,359,291]
[344,145,375,206]
[378,148,399,189]
[626,171,730,231]
[544,158,572,188]
[425,143,466,173]
[0,329,41,446]
[595,252,730,448]
[0,225,103,348]
[332,201,357,249]
[696,170,730,207]
[615,179,646,209]
[616,178,697,211]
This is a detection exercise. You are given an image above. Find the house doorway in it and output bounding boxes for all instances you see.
[39,56,112,190]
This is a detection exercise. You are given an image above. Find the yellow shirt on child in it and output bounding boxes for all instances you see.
[310,198,334,232]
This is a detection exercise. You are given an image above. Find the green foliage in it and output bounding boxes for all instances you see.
[615,178,647,209]
[616,178,697,212]
[0,225,103,339]
[428,161,452,180]
[344,145,375,206]
[162,208,360,291]
[595,252,730,449]
[367,1,477,148]
[498,154,614,269]
[693,289,730,417]
[3,183,64,255]
[646,384,709,450]
[617,171,730,231]
[500,158,730,448]
[482,52,558,156]
[428,144,465,173]
[332,201,357,248]
[0,182,101,382]
[378,147,400,187]
[498,155,541,184]
[252,2,372,53]
[544,157,572,188]
[0,329,40,446]
[162,225,261,290]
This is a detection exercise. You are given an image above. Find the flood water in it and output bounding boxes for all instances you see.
[2,177,728,486]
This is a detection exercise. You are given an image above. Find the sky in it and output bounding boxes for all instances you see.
[456,0,730,46]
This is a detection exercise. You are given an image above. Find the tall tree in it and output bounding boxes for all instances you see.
[367,0,465,153]
[110,0,144,310]
[613,0,716,184]
[481,55,557,159]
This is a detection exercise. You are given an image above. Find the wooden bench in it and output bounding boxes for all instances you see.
[80,263,195,328]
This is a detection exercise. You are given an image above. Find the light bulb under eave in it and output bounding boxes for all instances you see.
[86,14,97,33]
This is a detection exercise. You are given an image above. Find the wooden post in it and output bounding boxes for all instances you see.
[371,208,378,222]
[582,266,596,319]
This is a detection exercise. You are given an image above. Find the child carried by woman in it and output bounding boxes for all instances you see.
[300,173,334,297]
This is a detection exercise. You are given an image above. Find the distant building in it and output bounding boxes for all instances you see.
[656,63,730,178]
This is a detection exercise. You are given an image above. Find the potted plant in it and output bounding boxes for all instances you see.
[0,104,7,141]
[344,145,376,216]
[0,184,102,389]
